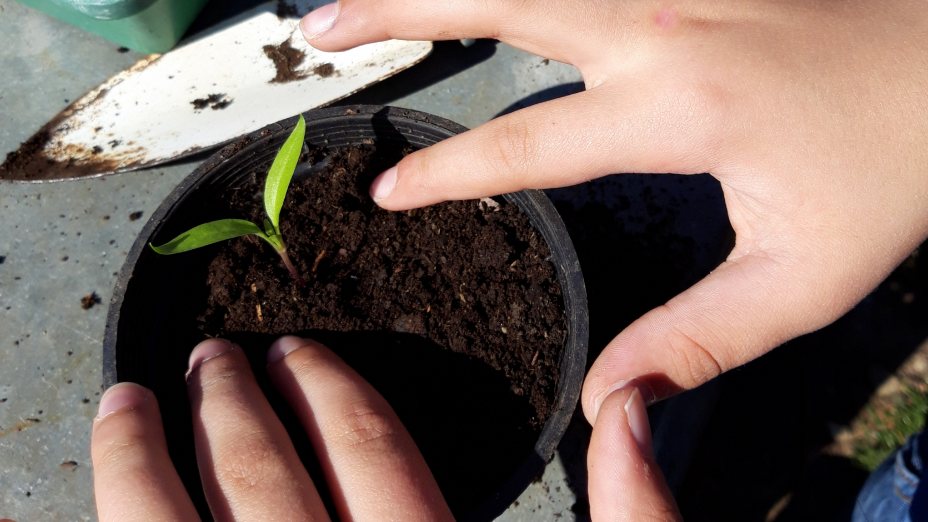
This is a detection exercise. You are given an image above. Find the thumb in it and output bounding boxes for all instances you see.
[582,242,847,423]
[588,386,680,521]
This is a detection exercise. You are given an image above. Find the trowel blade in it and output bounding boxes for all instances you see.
[1,0,431,182]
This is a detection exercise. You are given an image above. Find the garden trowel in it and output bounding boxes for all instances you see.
[1,0,432,182]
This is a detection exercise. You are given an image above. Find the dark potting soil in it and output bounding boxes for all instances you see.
[190,93,232,111]
[312,62,336,78]
[80,292,101,310]
[0,109,122,181]
[263,39,308,83]
[0,127,121,181]
[196,143,566,514]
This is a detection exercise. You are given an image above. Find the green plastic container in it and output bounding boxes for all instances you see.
[17,0,209,53]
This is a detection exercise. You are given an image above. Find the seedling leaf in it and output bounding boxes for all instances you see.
[150,116,306,283]
[150,219,266,255]
[265,114,306,230]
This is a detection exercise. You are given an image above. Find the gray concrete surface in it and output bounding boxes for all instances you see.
[0,1,587,519]
[0,1,729,519]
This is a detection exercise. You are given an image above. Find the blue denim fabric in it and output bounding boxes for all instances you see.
[853,430,928,522]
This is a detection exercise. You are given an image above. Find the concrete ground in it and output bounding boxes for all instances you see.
[0,1,726,520]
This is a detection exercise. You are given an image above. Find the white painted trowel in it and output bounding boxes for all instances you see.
[1,0,432,182]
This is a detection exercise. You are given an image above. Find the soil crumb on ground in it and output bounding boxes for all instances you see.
[129,211,144,221]
[81,292,101,310]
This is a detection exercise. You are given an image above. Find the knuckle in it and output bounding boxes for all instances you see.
[94,432,148,470]
[287,356,318,384]
[660,80,730,160]
[327,400,399,450]
[194,367,242,395]
[399,151,438,193]
[285,345,333,384]
[684,81,731,148]
[214,431,279,492]
[669,331,723,386]
[486,116,538,183]
[656,307,725,387]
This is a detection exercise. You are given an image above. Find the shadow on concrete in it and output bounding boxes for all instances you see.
[677,242,928,520]
[493,82,586,117]
[339,40,498,106]
[545,172,731,516]
[186,0,287,37]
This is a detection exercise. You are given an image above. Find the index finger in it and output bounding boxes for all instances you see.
[300,0,630,67]
[368,84,713,211]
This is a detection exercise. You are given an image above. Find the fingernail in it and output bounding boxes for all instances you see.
[591,379,629,422]
[592,379,658,423]
[370,166,397,201]
[187,338,236,378]
[96,382,149,420]
[267,335,312,364]
[624,388,653,455]
[301,2,339,40]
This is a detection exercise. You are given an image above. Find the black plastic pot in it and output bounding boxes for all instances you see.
[103,105,588,520]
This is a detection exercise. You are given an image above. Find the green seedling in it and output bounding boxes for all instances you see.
[150,115,307,282]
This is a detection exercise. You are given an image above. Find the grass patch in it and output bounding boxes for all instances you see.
[851,383,928,471]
